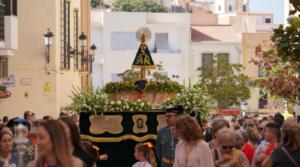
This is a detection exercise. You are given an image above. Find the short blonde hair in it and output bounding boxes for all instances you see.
[216,128,237,145]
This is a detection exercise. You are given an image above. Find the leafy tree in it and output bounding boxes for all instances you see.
[91,0,102,8]
[271,0,300,71]
[152,71,170,81]
[112,0,168,12]
[252,1,300,104]
[253,43,300,104]
[117,69,140,82]
[197,58,251,111]
[118,68,170,82]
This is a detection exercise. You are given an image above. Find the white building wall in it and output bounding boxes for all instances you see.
[190,42,242,84]
[212,0,225,14]
[4,16,18,51]
[226,0,237,13]
[91,11,190,88]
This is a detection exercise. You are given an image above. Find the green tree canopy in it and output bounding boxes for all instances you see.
[112,0,168,12]
[197,57,250,110]
[271,0,300,71]
[252,0,300,104]
[91,0,102,8]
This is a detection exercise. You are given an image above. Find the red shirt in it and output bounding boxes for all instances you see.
[243,143,255,164]
[264,143,275,156]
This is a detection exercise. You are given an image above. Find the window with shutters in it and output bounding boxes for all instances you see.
[0,57,8,78]
[216,53,229,76]
[111,32,137,51]
[201,53,213,75]
[155,33,169,53]
[3,0,17,16]
[61,0,71,70]
[217,53,229,64]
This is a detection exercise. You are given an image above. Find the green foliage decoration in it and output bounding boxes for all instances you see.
[103,81,182,94]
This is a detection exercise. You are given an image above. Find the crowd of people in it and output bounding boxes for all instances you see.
[155,106,300,167]
[0,107,299,167]
[0,111,108,167]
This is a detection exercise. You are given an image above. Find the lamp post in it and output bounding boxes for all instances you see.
[90,43,97,63]
[79,32,87,47]
[44,29,54,63]
[79,32,87,70]
[89,43,97,72]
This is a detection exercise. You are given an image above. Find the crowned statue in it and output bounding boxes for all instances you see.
[132,27,156,80]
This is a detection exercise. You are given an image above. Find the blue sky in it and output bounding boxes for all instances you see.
[249,0,285,24]
[195,0,285,24]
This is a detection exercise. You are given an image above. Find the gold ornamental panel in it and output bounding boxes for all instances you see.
[89,115,123,135]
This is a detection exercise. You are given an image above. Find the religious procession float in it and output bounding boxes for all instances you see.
[67,28,215,167]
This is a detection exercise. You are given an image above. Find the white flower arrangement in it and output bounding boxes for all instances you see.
[106,99,151,112]
[163,85,216,117]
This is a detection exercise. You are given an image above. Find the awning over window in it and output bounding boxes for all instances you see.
[0,89,10,98]
[211,109,241,115]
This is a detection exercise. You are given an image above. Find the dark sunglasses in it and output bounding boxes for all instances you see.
[222,145,234,150]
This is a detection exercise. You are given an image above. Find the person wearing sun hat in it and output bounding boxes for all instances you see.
[155,105,183,167]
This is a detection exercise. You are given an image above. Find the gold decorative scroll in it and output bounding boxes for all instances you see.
[133,115,148,134]
[157,115,167,131]
[89,115,123,135]
[81,134,157,143]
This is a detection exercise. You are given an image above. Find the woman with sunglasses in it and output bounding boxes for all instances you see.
[213,128,249,167]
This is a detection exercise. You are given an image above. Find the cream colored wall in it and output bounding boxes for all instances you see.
[230,15,256,33]
[1,0,57,118]
[0,0,84,118]
[56,0,83,114]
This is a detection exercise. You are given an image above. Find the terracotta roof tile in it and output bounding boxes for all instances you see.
[191,25,241,43]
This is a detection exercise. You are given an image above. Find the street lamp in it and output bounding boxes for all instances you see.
[90,43,97,62]
[78,32,87,70]
[79,32,87,47]
[44,28,54,63]
[89,43,97,72]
